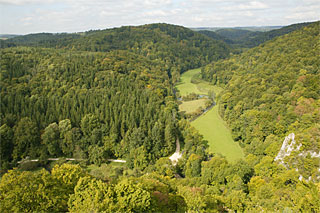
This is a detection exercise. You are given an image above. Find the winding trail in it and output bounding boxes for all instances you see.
[18,158,126,164]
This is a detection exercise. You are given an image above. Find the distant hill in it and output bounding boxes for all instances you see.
[213,22,314,48]
[242,22,314,47]
[233,26,283,32]
[194,23,312,50]
[197,30,234,44]
[0,34,20,40]
[3,23,231,72]
[5,33,81,46]
[215,28,262,42]
[191,26,282,32]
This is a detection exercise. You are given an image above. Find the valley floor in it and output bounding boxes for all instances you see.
[192,104,244,162]
[177,68,244,162]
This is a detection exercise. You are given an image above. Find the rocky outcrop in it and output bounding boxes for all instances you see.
[275,133,320,181]
[274,133,301,167]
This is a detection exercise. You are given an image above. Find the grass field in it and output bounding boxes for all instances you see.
[192,105,244,162]
[179,99,207,113]
[176,68,222,96]
[177,68,244,162]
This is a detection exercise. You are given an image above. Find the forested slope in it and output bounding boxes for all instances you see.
[3,23,230,74]
[202,21,320,178]
[1,47,211,173]
[213,22,313,48]
[0,23,233,170]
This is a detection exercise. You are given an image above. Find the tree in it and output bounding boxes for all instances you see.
[224,190,248,212]
[12,117,39,160]
[114,179,152,212]
[41,122,61,156]
[58,119,74,156]
[154,157,175,177]
[80,114,101,137]
[51,164,87,193]
[0,169,72,212]
[201,156,229,185]
[254,156,282,178]
[68,176,115,212]
[88,145,105,166]
[185,154,202,178]
[0,124,14,170]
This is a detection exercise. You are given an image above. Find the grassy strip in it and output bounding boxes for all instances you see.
[176,68,218,96]
[177,68,244,162]
[179,99,207,114]
[192,105,244,162]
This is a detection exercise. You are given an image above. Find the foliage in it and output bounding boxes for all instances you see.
[0,47,185,167]
[0,165,88,212]
[0,21,319,212]
[202,22,320,177]
[68,176,115,212]
[192,104,244,161]
[3,23,230,73]
[213,22,313,48]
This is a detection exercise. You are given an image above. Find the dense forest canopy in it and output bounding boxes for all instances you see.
[1,23,221,172]
[0,47,211,170]
[0,22,319,212]
[202,22,314,49]
[202,21,320,178]
[2,23,230,73]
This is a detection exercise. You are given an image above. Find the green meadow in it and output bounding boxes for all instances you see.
[179,99,207,114]
[176,68,222,96]
[177,68,244,162]
[192,105,244,162]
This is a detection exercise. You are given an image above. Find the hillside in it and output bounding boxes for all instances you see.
[3,23,230,73]
[202,21,320,179]
[1,46,213,174]
[213,22,313,48]
[215,28,261,42]
[0,34,20,40]
[242,21,314,47]
[197,30,234,44]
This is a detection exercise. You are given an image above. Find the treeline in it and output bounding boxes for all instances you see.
[201,22,320,178]
[1,155,319,212]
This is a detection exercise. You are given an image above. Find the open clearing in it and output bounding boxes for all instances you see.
[177,68,244,162]
[179,99,207,114]
[176,68,222,96]
[192,105,244,162]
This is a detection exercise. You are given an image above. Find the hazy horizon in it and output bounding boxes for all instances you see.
[0,23,291,36]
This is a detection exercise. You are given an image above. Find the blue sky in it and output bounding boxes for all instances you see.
[0,0,319,34]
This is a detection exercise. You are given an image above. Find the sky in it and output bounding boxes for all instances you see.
[0,0,319,34]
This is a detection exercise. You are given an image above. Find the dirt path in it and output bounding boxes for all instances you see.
[169,138,182,166]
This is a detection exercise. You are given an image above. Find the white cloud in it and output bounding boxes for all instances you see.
[143,0,172,6]
[0,0,56,5]
[0,0,319,34]
[285,4,320,21]
[238,1,268,10]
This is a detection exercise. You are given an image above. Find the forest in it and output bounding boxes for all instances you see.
[0,22,319,212]
[199,22,312,49]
